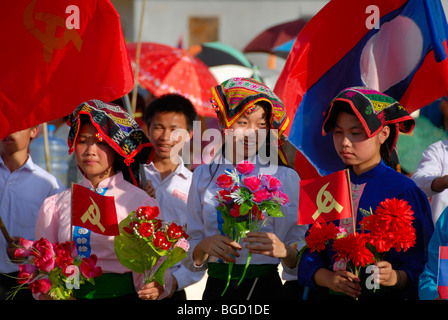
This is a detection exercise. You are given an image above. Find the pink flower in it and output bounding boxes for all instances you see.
[174,237,190,252]
[236,161,255,175]
[54,242,76,270]
[243,176,261,192]
[29,278,51,294]
[80,254,103,278]
[17,264,38,284]
[216,174,233,189]
[14,238,34,259]
[31,238,55,273]
[265,176,282,191]
[53,241,76,259]
[252,188,272,204]
[271,190,289,205]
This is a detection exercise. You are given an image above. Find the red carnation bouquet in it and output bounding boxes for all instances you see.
[360,198,416,255]
[114,205,189,285]
[10,237,102,300]
[214,160,289,295]
[300,198,416,290]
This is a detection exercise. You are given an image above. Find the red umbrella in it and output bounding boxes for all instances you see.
[243,18,308,55]
[127,42,218,117]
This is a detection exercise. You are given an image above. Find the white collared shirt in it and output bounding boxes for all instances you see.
[0,155,64,273]
[184,158,307,281]
[144,157,192,224]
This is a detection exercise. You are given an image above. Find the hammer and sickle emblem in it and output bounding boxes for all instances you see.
[23,0,82,63]
[312,182,343,220]
[81,197,106,233]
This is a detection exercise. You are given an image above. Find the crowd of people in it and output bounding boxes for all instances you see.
[0,77,447,301]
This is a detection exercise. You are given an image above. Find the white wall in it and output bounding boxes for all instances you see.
[131,0,328,50]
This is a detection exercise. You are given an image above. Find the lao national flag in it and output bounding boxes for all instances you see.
[0,1,134,139]
[298,169,353,225]
[274,0,448,178]
[438,246,448,299]
[71,184,119,236]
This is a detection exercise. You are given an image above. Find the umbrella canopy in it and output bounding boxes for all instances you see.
[243,18,307,55]
[189,41,253,68]
[273,39,295,59]
[128,42,218,117]
[189,41,261,83]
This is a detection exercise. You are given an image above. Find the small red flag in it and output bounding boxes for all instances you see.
[298,169,353,225]
[72,184,119,236]
[0,0,134,139]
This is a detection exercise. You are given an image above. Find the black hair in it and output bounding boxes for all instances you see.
[207,101,287,185]
[144,93,198,131]
[76,115,142,186]
[327,101,399,170]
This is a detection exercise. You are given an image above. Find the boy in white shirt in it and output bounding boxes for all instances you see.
[143,93,204,299]
[0,127,64,300]
[412,140,448,224]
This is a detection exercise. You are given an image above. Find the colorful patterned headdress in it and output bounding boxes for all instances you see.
[67,100,155,186]
[322,87,415,155]
[211,77,290,164]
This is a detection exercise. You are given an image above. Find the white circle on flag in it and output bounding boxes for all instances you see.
[360,16,423,92]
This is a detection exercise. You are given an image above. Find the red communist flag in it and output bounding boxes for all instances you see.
[0,0,134,139]
[72,184,119,236]
[298,169,353,225]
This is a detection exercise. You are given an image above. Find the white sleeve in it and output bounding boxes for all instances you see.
[183,167,208,272]
[273,167,308,279]
[411,141,446,197]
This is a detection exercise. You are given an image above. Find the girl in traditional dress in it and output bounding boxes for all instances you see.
[184,77,307,300]
[297,87,434,300]
[34,100,172,300]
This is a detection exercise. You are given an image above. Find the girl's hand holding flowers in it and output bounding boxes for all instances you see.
[194,234,242,265]
[244,232,297,269]
[315,268,361,299]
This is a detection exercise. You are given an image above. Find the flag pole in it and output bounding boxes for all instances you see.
[43,122,51,172]
[0,216,13,244]
[131,0,146,116]
[344,169,356,234]
[70,183,74,258]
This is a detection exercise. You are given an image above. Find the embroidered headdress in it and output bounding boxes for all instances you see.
[210,77,290,164]
[67,100,155,186]
[322,87,415,160]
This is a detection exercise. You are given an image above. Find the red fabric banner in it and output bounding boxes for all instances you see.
[0,0,134,139]
[298,169,353,225]
[72,184,119,236]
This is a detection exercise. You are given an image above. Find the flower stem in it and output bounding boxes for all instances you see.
[221,262,233,296]
[238,252,251,286]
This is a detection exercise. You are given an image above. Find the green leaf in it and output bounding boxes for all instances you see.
[234,222,249,239]
[266,204,285,217]
[50,285,71,300]
[114,213,160,274]
[239,202,251,215]
[153,247,187,285]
